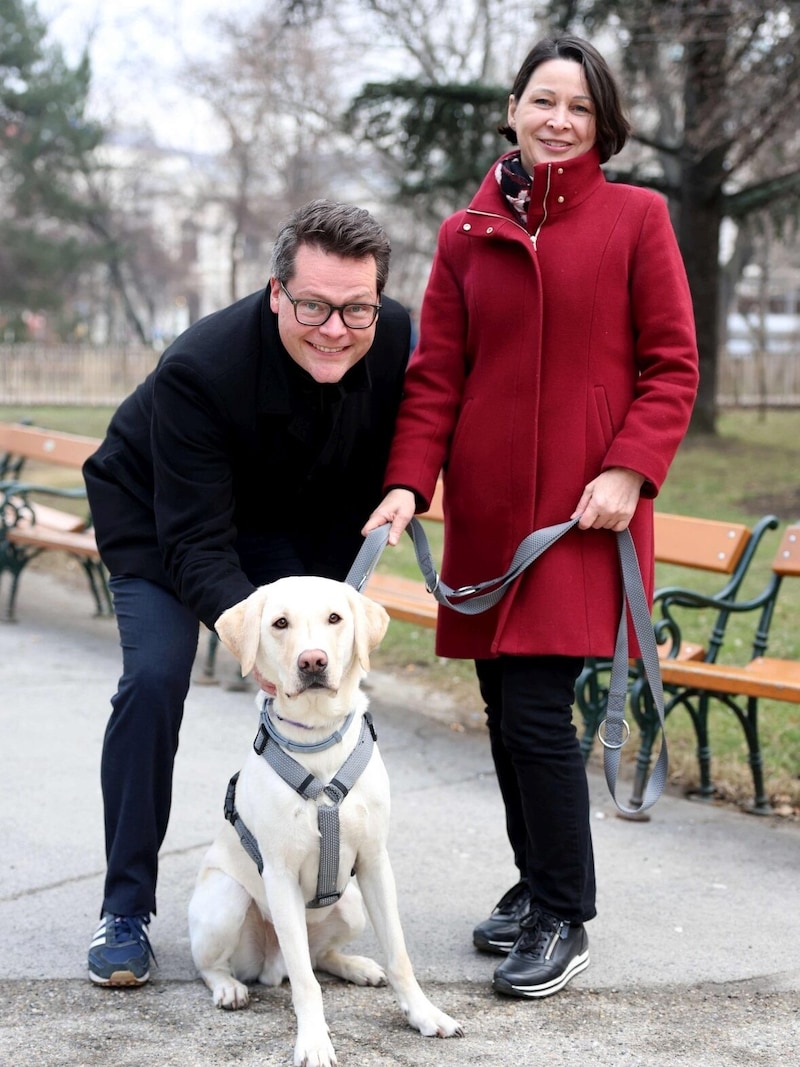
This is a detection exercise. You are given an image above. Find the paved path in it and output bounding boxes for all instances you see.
[1,568,798,1065]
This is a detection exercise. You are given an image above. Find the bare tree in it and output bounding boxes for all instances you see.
[181,5,351,303]
[547,0,800,433]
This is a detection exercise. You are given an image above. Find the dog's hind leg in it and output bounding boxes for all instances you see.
[310,883,386,986]
[189,868,258,1009]
[256,916,287,987]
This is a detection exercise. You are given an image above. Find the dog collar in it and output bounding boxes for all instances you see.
[257,695,356,754]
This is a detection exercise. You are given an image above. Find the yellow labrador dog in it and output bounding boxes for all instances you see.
[188,576,462,1067]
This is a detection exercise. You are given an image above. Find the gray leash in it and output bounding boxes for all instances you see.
[347,518,667,815]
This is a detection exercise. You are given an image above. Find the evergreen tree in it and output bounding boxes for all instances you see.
[0,0,108,325]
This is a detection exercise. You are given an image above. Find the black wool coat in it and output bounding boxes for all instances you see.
[83,289,410,629]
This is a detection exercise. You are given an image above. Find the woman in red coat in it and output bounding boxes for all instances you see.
[365,36,699,999]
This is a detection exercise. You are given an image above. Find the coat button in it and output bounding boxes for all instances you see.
[557,195,565,203]
[557,167,564,174]
[486,226,494,233]
[463,223,472,231]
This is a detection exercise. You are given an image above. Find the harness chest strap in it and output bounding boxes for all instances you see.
[224,710,377,909]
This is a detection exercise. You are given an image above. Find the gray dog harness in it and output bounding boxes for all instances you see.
[225,700,377,909]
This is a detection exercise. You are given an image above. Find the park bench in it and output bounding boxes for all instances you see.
[0,422,111,621]
[626,521,799,814]
[576,512,778,753]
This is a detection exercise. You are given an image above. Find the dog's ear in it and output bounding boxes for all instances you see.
[215,588,270,676]
[348,587,390,671]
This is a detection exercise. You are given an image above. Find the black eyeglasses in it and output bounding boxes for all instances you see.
[279,282,381,329]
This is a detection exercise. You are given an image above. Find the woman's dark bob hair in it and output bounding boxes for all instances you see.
[498,36,631,164]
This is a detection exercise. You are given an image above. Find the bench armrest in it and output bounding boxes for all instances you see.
[0,481,90,533]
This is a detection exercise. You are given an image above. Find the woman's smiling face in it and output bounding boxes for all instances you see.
[507,57,597,172]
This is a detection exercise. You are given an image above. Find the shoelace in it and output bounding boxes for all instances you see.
[517,909,563,957]
[496,882,531,917]
[111,915,157,963]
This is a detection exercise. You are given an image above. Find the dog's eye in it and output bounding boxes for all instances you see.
[272,617,289,629]
[328,613,342,624]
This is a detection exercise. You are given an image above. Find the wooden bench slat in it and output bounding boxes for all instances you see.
[660,656,800,702]
[8,524,100,558]
[653,512,750,573]
[10,501,87,534]
[773,525,800,577]
[0,424,99,470]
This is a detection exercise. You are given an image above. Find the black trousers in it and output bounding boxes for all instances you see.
[475,654,597,924]
[101,576,200,917]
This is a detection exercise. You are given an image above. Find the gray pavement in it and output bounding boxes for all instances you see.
[1,566,799,1066]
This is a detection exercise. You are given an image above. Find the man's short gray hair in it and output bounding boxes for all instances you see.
[270,200,391,294]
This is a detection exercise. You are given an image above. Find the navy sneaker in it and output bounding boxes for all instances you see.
[492,907,589,998]
[88,913,154,987]
[473,880,531,955]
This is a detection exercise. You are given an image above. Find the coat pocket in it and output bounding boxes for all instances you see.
[592,385,616,453]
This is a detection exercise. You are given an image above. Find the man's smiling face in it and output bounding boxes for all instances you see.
[270,244,379,384]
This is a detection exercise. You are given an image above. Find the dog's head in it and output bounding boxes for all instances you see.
[215,576,389,704]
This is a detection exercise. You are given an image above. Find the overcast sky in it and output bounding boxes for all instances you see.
[37,0,262,149]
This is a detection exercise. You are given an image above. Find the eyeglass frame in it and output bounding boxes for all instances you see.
[278,281,382,330]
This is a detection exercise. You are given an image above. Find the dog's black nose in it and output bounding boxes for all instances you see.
[298,649,328,675]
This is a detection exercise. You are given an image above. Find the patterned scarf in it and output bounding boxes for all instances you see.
[496,153,532,226]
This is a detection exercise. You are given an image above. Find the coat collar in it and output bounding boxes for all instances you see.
[467,146,606,236]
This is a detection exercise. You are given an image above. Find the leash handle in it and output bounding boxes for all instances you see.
[347,518,667,815]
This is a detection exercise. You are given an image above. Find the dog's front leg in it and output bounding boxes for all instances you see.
[357,851,463,1039]
[265,871,337,1067]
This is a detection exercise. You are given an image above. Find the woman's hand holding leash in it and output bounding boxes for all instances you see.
[362,488,417,546]
[572,467,645,532]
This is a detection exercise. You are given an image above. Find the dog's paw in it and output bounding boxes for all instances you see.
[316,950,386,987]
[406,1002,464,1039]
[212,977,250,1010]
[293,1029,337,1067]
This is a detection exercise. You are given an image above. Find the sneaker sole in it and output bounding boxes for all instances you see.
[89,968,149,987]
[492,950,589,999]
[473,934,515,955]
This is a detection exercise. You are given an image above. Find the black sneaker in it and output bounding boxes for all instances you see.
[492,907,589,998]
[473,880,531,955]
[88,913,155,986]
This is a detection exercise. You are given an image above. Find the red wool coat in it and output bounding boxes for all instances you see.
[385,147,699,660]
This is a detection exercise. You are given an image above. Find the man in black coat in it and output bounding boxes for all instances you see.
[83,200,410,987]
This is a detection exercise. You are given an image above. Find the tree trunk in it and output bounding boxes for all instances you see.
[680,10,731,436]
[678,159,723,436]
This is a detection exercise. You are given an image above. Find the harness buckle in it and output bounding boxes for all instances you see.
[308,893,342,909]
[253,723,269,755]
[452,584,478,597]
[365,711,377,742]
[325,780,347,805]
[224,771,240,823]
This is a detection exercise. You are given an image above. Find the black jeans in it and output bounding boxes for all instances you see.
[475,654,596,924]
